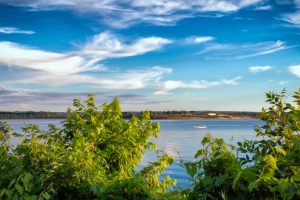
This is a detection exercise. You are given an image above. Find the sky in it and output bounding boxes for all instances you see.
[0,0,299,112]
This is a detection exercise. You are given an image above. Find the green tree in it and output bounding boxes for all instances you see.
[0,95,175,199]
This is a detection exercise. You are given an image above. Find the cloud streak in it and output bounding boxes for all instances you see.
[278,0,300,27]
[80,32,172,59]
[4,66,173,90]
[0,41,93,75]
[154,76,242,95]
[0,87,172,111]
[280,12,300,27]
[184,36,215,44]
[197,40,289,59]
[0,27,35,34]
[249,65,273,73]
[0,0,263,28]
[0,32,171,75]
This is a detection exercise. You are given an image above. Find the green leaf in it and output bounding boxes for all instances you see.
[241,169,256,182]
[7,179,15,189]
[0,189,6,197]
[232,172,241,190]
[201,134,212,145]
[263,155,277,170]
[274,147,286,156]
[194,149,205,159]
[248,180,258,192]
[15,184,24,195]
[41,192,51,200]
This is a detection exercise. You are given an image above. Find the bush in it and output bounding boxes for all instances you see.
[183,89,300,199]
[1,89,299,199]
[0,95,175,199]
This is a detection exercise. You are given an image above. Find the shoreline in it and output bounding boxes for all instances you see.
[1,117,258,120]
[150,117,257,120]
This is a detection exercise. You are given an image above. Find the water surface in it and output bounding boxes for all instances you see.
[4,119,262,188]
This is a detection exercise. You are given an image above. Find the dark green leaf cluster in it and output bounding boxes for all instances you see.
[182,89,300,199]
[0,96,175,199]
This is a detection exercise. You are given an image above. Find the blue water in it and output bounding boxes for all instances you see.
[3,119,263,188]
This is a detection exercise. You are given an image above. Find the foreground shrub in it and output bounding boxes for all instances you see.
[183,89,300,200]
[1,88,299,199]
[0,95,175,199]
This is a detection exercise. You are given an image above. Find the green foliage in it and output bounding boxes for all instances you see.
[0,173,51,200]
[1,88,299,199]
[183,88,300,200]
[0,121,12,153]
[0,95,174,199]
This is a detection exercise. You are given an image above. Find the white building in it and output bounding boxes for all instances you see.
[207,113,217,116]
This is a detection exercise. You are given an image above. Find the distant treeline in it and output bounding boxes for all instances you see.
[0,112,67,119]
[150,111,259,119]
[0,111,259,119]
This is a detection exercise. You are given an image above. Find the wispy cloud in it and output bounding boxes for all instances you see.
[278,0,300,27]
[4,66,173,90]
[154,76,242,95]
[0,31,174,91]
[80,32,172,59]
[288,64,300,77]
[249,65,273,73]
[0,87,171,111]
[0,32,171,75]
[279,80,289,85]
[254,5,272,10]
[279,11,300,27]
[0,27,35,34]
[197,40,289,59]
[0,0,263,28]
[233,17,254,20]
[0,41,93,75]
[184,36,215,44]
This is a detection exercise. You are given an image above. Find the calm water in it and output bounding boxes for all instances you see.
[3,119,263,188]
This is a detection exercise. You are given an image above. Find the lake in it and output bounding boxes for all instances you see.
[3,119,263,188]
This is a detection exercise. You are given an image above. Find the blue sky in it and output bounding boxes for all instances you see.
[0,0,299,111]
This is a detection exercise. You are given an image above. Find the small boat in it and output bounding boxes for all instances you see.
[193,125,206,129]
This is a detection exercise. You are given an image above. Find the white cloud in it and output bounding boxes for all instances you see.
[249,65,273,73]
[184,36,214,44]
[0,32,173,91]
[278,0,300,27]
[0,87,171,111]
[4,66,173,89]
[0,32,171,75]
[280,11,300,26]
[0,0,263,28]
[197,40,289,59]
[80,32,172,59]
[239,0,262,7]
[0,42,93,75]
[154,76,242,95]
[254,5,272,10]
[288,64,300,77]
[0,27,35,34]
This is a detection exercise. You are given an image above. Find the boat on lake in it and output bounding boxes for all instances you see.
[193,125,206,129]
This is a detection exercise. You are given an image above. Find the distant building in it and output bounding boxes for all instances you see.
[208,113,217,117]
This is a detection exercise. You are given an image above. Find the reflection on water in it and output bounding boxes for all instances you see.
[3,119,263,188]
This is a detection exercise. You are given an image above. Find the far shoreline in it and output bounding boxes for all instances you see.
[1,116,258,120]
[0,111,259,120]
